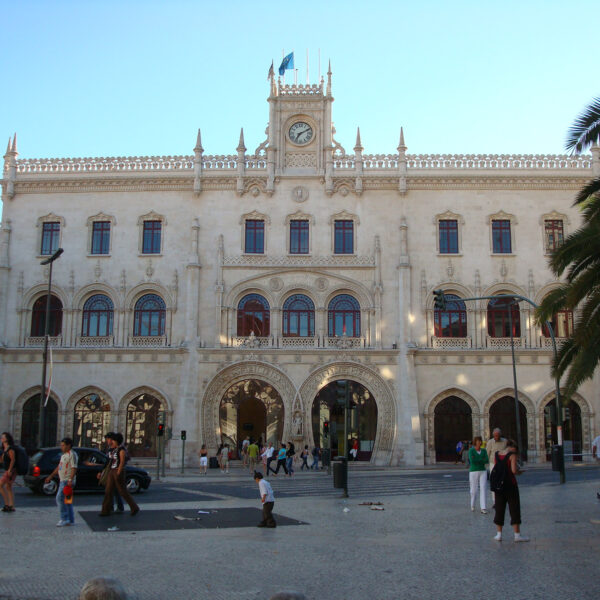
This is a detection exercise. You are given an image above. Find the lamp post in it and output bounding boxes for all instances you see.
[507,299,523,464]
[37,247,63,449]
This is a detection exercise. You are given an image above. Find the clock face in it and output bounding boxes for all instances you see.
[289,121,314,145]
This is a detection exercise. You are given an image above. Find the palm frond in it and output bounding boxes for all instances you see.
[560,339,600,399]
[535,286,569,323]
[548,224,600,278]
[574,178,600,207]
[566,97,600,154]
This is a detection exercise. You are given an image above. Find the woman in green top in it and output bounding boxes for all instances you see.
[468,436,489,513]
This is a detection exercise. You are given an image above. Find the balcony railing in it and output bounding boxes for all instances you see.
[227,335,367,349]
[128,336,167,347]
[431,336,472,349]
[26,336,62,347]
[77,335,113,347]
[486,336,523,349]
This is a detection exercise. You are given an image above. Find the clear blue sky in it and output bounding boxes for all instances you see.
[0,0,598,162]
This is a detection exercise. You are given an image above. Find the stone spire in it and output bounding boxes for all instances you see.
[354,127,363,195]
[237,128,246,195]
[326,60,332,96]
[354,127,363,152]
[3,133,18,201]
[193,129,203,195]
[397,127,407,195]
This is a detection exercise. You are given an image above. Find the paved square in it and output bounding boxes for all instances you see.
[79,507,307,532]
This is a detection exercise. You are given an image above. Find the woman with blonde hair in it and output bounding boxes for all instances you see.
[468,436,489,514]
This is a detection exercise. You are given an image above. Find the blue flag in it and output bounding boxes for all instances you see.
[278,52,294,75]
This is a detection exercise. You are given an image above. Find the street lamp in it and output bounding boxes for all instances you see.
[507,298,523,465]
[37,247,63,449]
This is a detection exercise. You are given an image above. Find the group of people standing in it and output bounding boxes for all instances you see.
[467,427,529,542]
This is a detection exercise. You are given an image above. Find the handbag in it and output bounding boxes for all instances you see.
[98,465,110,487]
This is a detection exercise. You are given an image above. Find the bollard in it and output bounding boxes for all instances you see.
[332,456,348,497]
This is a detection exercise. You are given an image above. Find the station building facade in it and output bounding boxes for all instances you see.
[0,71,598,466]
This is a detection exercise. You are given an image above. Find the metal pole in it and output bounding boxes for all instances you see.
[37,248,63,449]
[181,439,185,474]
[155,434,160,482]
[342,380,349,498]
[161,435,166,478]
[508,301,523,464]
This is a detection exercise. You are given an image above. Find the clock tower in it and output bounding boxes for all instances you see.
[266,63,334,188]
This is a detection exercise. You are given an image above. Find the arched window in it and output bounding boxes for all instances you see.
[126,394,161,457]
[542,309,573,338]
[283,294,315,337]
[72,394,111,448]
[31,295,63,337]
[328,294,361,337]
[487,297,520,337]
[21,394,58,453]
[434,294,467,337]
[133,294,166,337]
[237,294,270,336]
[82,294,114,337]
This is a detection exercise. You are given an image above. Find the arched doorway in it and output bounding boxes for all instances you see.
[72,394,111,449]
[125,393,161,457]
[311,380,377,461]
[219,380,284,457]
[489,396,528,461]
[543,399,582,462]
[21,394,58,453]
[434,396,472,462]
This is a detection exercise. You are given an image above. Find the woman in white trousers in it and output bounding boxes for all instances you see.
[468,436,489,513]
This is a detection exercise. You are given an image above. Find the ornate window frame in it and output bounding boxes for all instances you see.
[240,210,270,254]
[86,212,116,257]
[137,211,166,256]
[434,210,464,255]
[540,210,569,255]
[36,213,65,258]
[330,210,359,255]
[285,210,314,255]
[488,210,517,255]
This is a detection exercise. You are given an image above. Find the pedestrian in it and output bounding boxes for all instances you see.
[86,433,124,513]
[300,445,310,470]
[455,440,463,464]
[274,443,288,476]
[492,439,529,542]
[593,433,600,500]
[350,438,359,461]
[99,433,139,517]
[247,439,259,473]
[262,442,276,475]
[254,471,276,528]
[0,432,17,513]
[217,443,224,470]
[468,436,489,514]
[45,437,78,526]
[311,445,320,470]
[286,442,295,477]
[486,427,508,506]
[198,444,208,475]
[241,436,250,466]
[220,444,230,473]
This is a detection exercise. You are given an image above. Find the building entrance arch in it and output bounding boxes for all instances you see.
[219,379,284,457]
[434,396,473,462]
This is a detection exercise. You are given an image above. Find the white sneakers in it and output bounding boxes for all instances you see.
[493,532,502,541]
[481,509,489,514]
[514,534,530,542]
[56,520,73,527]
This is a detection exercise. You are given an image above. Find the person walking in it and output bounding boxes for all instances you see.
[274,443,288,476]
[286,442,295,477]
[300,445,310,470]
[254,471,276,528]
[455,440,463,464]
[350,438,359,461]
[468,436,489,514]
[0,432,17,513]
[593,433,600,499]
[487,428,508,505]
[241,436,250,467]
[262,442,276,475]
[217,443,224,471]
[247,440,259,473]
[45,437,78,526]
[311,445,320,470]
[99,433,139,517]
[492,439,529,542]
[198,444,208,475]
[220,444,230,473]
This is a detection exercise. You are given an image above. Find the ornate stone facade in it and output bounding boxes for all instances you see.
[0,70,598,466]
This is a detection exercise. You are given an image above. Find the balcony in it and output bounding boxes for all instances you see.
[431,336,472,349]
[128,336,167,347]
[77,336,113,347]
[227,334,367,349]
[486,336,523,349]
[26,336,62,347]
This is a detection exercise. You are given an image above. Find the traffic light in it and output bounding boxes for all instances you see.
[323,421,330,436]
[181,430,187,441]
[433,289,447,311]
[157,423,165,437]
[561,407,570,423]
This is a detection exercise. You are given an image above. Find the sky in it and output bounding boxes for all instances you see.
[0,0,598,166]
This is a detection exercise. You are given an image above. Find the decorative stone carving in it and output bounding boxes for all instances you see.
[269,277,283,291]
[291,186,309,202]
[146,259,154,279]
[292,410,303,437]
[94,260,102,281]
[315,277,328,291]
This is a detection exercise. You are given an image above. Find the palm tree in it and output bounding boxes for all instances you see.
[536,98,600,399]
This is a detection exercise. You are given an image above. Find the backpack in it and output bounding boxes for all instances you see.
[490,452,511,493]
[14,445,29,476]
